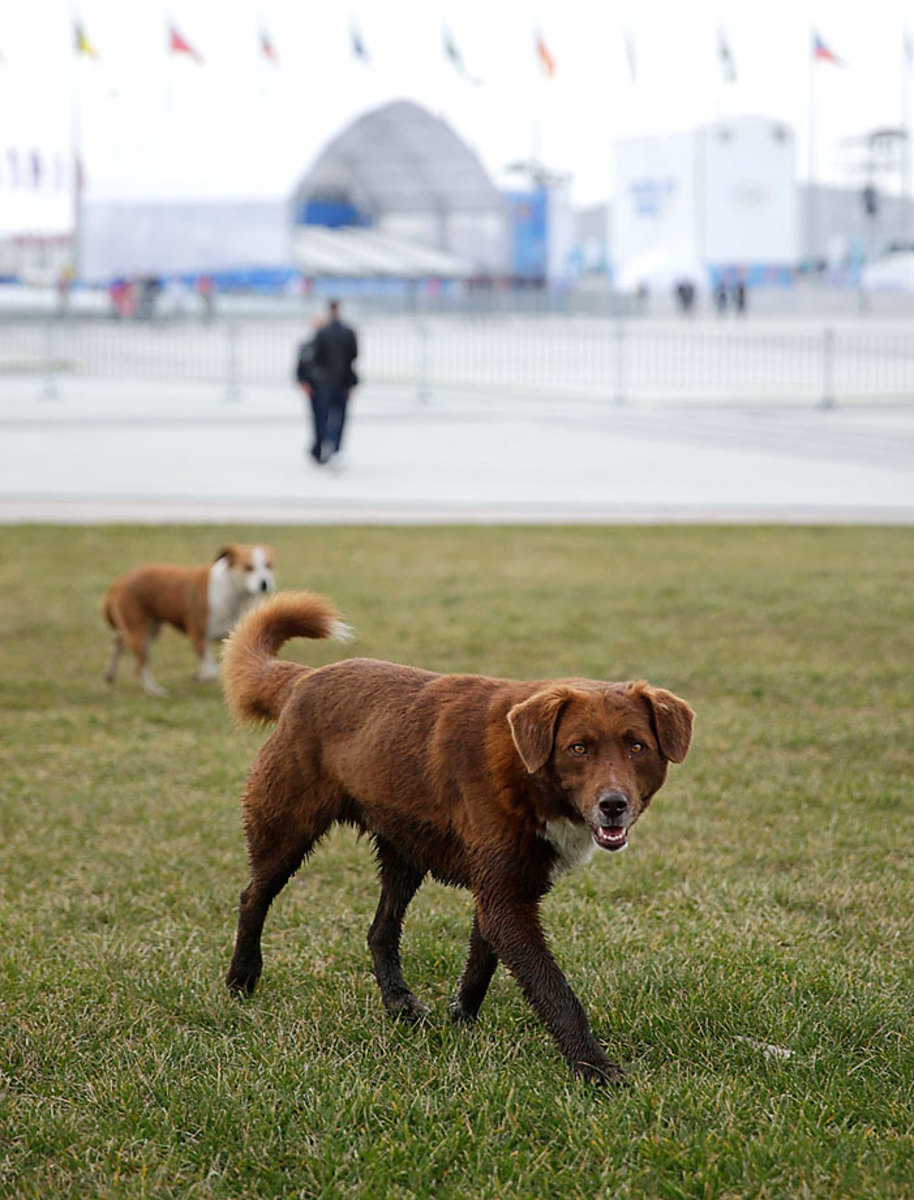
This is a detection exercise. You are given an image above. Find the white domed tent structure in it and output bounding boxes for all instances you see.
[290,100,508,279]
[79,100,508,285]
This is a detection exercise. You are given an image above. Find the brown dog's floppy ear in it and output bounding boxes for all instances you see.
[636,683,695,764]
[214,545,237,565]
[508,686,575,773]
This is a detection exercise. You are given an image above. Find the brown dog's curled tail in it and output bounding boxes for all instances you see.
[222,590,353,726]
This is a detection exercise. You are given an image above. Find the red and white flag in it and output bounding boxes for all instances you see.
[260,29,279,66]
[169,23,203,65]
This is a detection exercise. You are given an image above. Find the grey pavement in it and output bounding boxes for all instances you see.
[1,376,913,524]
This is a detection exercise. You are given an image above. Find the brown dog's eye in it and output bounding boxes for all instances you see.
[630,742,645,755]
[569,742,587,756]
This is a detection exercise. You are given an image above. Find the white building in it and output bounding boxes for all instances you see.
[612,116,799,291]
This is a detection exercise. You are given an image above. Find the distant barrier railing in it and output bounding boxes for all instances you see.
[2,314,913,407]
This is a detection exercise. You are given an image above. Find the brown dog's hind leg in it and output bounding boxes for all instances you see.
[103,633,125,684]
[449,910,499,1025]
[368,838,428,1022]
[226,836,317,997]
[476,897,625,1085]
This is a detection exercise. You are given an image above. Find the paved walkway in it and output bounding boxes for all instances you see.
[1,377,913,524]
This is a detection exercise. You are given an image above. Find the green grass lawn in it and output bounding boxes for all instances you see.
[0,524,911,1200]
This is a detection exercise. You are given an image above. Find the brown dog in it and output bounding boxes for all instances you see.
[223,591,694,1084]
[102,544,275,695]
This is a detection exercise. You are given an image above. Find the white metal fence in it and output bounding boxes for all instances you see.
[2,314,913,406]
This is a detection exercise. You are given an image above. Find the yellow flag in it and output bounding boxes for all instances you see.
[75,22,99,60]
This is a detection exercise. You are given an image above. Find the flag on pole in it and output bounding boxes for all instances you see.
[260,28,279,65]
[812,31,842,66]
[74,21,99,60]
[535,32,555,78]
[351,23,369,63]
[718,27,736,83]
[443,26,481,84]
[624,28,637,82]
[169,24,203,64]
[443,28,463,73]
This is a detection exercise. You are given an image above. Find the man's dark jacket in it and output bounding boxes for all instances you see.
[312,318,358,388]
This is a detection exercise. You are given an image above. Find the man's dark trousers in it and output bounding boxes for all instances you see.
[314,384,349,461]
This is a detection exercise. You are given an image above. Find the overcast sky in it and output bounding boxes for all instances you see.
[3,0,914,207]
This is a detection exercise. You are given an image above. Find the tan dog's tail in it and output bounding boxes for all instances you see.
[222,591,353,726]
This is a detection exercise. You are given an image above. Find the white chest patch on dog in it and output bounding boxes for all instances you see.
[207,558,251,640]
[542,817,596,882]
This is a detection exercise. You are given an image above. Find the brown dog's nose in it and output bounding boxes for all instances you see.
[598,791,628,821]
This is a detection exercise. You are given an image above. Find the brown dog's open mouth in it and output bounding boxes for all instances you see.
[592,825,628,852]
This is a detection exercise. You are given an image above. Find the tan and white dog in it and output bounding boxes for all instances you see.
[102,544,275,695]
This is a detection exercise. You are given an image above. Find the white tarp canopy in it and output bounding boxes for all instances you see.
[615,245,708,294]
[861,250,914,291]
[291,226,473,279]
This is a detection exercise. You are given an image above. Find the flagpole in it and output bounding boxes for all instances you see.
[439,26,449,124]
[532,30,543,174]
[69,12,83,281]
[348,18,370,118]
[258,14,266,102]
[807,28,817,268]
[532,93,543,176]
[165,11,174,110]
[715,30,723,123]
[903,30,911,240]
[623,28,636,139]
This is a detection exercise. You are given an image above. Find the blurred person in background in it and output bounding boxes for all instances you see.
[295,313,324,464]
[307,299,359,469]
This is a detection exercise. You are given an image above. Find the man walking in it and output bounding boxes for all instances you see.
[295,315,323,463]
[309,299,359,467]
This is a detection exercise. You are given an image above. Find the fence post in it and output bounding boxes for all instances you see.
[40,319,60,401]
[821,326,835,410]
[225,320,242,402]
[613,320,626,405]
[416,319,431,404]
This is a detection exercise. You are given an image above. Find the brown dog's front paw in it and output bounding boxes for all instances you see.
[447,999,479,1027]
[226,961,261,998]
[447,1002,476,1027]
[383,992,430,1024]
[575,1058,627,1086]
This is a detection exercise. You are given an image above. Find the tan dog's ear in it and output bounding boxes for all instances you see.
[635,683,694,764]
[214,545,238,565]
[508,686,575,773]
